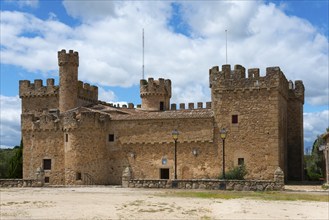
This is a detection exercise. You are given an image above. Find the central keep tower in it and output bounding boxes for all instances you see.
[58,49,79,112]
[140,78,171,111]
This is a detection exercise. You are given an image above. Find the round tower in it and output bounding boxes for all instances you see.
[58,49,79,112]
[140,78,171,111]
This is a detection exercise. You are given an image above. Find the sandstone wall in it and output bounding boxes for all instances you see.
[209,65,289,180]
[63,111,111,185]
[22,114,64,185]
[108,116,215,184]
[19,79,59,115]
[287,88,304,181]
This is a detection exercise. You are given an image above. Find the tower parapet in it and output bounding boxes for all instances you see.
[78,81,98,103]
[288,80,304,103]
[140,78,171,111]
[19,79,58,98]
[209,64,289,98]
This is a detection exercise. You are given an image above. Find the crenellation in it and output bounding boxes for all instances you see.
[34,79,43,88]
[232,64,246,79]
[47,78,55,86]
[288,80,294,90]
[140,77,171,111]
[78,81,98,102]
[290,80,305,103]
[209,64,291,97]
[19,79,59,98]
[180,103,185,109]
[248,68,260,79]
[128,103,134,109]
[171,103,177,110]
[222,64,231,79]
[21,113,61,131]
[72,111,110,129]
[58,49,79,66]
[140,78,171,97]
[188,103,194,109]
[266,66,281,77]
[294,80,304,93]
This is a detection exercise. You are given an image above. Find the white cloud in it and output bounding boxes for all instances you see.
[98,87,117,103]
[0,1,328,108]
[304,110,329,146]
[62,0,118,22]
[4,0,39,8]
[0,95,21,148]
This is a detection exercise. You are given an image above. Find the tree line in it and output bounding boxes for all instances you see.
[0,140,23,178]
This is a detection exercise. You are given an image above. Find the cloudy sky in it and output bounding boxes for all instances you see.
[0,0,328,151]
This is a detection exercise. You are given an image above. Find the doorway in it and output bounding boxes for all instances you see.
[160,168,169,179]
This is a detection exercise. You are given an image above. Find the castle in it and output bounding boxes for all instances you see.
[20,50,304,185]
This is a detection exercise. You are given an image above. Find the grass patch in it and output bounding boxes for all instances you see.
[165,191,329,202]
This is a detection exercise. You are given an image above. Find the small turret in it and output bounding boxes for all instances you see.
[58,49,79,112]
[140,78,171,111]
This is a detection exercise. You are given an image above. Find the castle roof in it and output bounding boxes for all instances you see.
[86,104,213,120]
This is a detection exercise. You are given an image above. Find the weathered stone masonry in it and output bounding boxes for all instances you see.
[20,50,304,186]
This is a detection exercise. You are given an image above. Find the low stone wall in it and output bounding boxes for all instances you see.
[127,179,284,191]
[124,167,284,191]
[0,179,40,187]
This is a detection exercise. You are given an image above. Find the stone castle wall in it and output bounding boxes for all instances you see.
[19,79,59,115]
[22,113,65,185]
[287,81,305,180]
[209,65,302,180]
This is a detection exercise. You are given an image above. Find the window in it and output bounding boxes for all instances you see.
[44,177,49,183]
[160,168,169,179]
[65,134,68,142]
[238,158,244,166]
[232,115,238,124]
[43,159,51,170]
[76,172,82,180]
[160,102,164,111]
[108,134,114,142]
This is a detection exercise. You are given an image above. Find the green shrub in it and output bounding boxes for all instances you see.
[307,171,323,181]
[219,165,247,180]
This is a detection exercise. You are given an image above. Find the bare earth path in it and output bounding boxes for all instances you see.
[1,187,328,220]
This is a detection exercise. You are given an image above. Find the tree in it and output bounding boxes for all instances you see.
[305,136,325,181]
[7,140,23,178]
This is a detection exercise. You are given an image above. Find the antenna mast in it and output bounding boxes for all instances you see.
[225,29,228,64]
[142,28,145,79]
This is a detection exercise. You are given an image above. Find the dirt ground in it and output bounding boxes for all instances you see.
[0,186,328,220]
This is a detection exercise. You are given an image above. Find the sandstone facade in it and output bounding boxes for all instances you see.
[20,50,304,185]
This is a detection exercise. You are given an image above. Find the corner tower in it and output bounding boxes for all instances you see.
[287,80,305,181]
[58,49,79,112]
[140,78,171,111]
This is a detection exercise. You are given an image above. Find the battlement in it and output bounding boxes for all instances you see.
[78,81,98,102]
[288,80,305,103]
[19,79,59,98]
[170,102,212,110]
[21,113,61,131]
[140,78,171,98]
[62,110,110,131]
[209,64,289,96]
[58,49,79,66]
